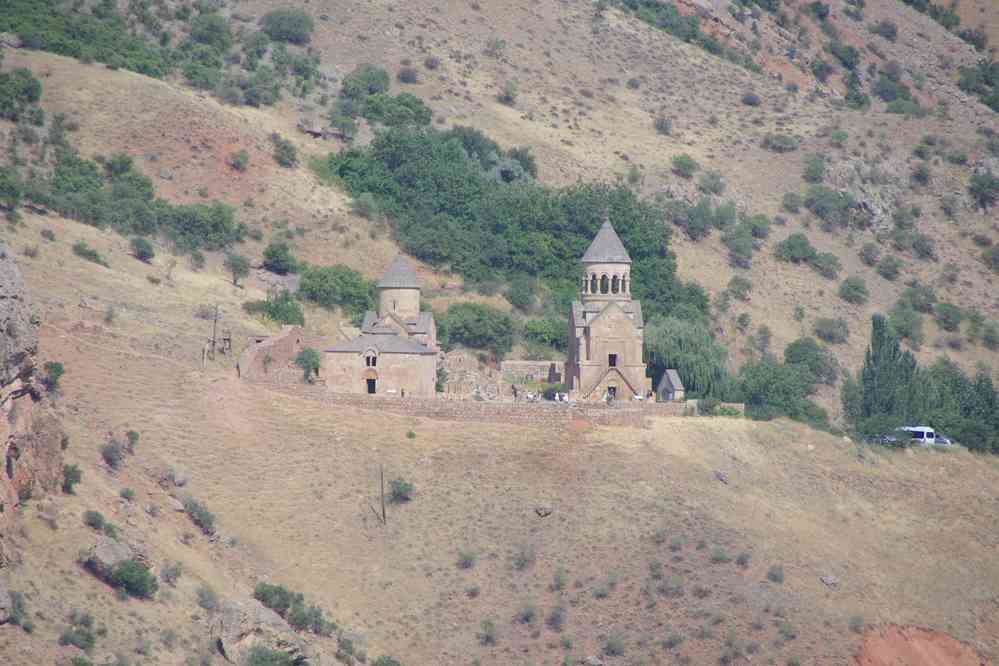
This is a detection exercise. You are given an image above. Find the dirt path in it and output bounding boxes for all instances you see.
[856,625,990,666]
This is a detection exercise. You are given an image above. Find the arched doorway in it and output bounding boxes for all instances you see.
[364,368,378,394]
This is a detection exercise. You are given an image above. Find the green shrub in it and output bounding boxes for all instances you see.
[295,348,321,383]
[985,246,999,273]
[727,276,752,301]
[512,543,536,570]
[298,264,374,319]
[62,463,82,494]
[130,236,155,262]
[809,252,841,279]
[497,80,518,105]
[246,646,296,666]
[83,510,105,530]
[397,66,419,84]
[859,243,880,266]
[763,133,799,152]
[260,8,314,44]
[814,317,849,344]
[254,582,303,617]
[784,337,838,385]
[546,606,566,632]
[0,68,42,123]
[73,240,109,267]
[774,233,817,264]
[244,290,305,326]
[389,478,414,503]
[782,192,802,213]
[829,41,860,70]
[803,154,825,183]
[271,133,298,168]
[197,585,219,611]
[478,619,497,645]
[849,615,865,633]
[876,255,903,281]
[698,169,725,195]
[970,171,999,211]
[811,59,833,83]
[671,154,699,178]
[60,625,96,651]
[767,564,785,583]
[224,253,250,286]
[838,276,868,304]
[231,149,250,172]
[457,550,477,569]
[110,559,158,598]
[160,560,182,585]
[869,19,897,41]
[101,440,124,469]
[888,301,924,347]
[604,632,626,656]
[42,361,65,392]
[342,64,391,99]
[183,497,216,535]
[439,303,514,359]
[262,241,299,274]
[804,185,858,228]
[933,302,963,332]
[362,93,432,127]
[0,165,24,211]
[191,12,232,51]
[654,115,673,135]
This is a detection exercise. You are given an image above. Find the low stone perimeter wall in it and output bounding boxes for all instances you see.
[260,381,732,428]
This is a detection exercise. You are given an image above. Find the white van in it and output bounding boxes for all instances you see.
[900,426,936,445]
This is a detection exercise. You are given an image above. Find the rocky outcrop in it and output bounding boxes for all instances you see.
[0,243,63,541]
[210,598,311,664]
[82,538,134,580]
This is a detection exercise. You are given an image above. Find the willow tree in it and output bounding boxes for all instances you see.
[644,316,730,398]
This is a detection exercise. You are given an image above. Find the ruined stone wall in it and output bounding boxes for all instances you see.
[0,244,63,538]
[500,360,564,384]
[236,326,304,382]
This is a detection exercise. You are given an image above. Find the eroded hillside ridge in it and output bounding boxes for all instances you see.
[0,243,61,543]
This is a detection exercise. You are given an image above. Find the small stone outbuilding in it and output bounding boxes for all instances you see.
[657,369,685,402]
[323,256,438,396]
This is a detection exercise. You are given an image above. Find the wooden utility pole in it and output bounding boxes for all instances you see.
[380,464,387,525]
[209,305,220,360]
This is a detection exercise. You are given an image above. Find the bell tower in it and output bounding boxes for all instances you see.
[580,219,632,303]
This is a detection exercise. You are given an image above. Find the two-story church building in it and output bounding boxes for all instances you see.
[565,220,651,401]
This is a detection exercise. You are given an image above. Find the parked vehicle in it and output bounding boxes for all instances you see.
[900,426,936,446]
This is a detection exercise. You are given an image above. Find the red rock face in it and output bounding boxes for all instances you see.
[855,625,990,666]
[0,243,63,540]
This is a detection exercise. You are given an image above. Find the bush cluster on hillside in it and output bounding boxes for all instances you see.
[620,0,761,72]
[317,125,708,322]
[254,582,336,635]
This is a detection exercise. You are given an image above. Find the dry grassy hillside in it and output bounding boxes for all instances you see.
[6,0,999,419]
[2,224,998,664]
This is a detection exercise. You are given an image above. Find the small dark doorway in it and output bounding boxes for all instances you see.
[607,386,617,399]
[366,379,376,394]
[608,353,618,367]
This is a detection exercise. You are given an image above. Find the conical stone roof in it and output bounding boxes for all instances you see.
[377,255,420,289]
[582,219,631,264]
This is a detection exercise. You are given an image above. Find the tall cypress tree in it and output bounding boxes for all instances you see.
[859,315,918,421]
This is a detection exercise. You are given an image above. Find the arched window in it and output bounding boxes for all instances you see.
[365,353,378,367]
[590,274,598,294]
[600,274,609,294]
[611,275,620,294]
[622,276,629,294]
[582,276,589,293]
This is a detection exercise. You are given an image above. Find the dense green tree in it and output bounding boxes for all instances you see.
[260,8,315,44]
[298,264,374,318]
[438,303,514,359]
[224,253,250,286]
[262,241,298,274]
[784,337,838,385]
[644,316,730,398]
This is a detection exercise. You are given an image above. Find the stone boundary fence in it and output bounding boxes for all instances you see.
[258,380,745,429]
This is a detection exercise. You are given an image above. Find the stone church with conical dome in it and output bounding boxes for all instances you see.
[323,256,438,396]
[565,220,651,401]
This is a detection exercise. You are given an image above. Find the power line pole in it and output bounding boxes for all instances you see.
[209,304,220,360]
